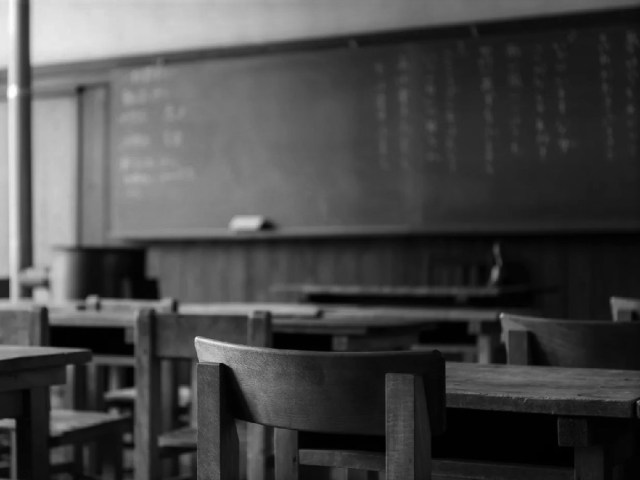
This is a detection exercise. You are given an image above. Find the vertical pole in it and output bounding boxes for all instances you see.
[7,0,33,301]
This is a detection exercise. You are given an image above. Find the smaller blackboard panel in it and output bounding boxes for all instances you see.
[110,15,640,238]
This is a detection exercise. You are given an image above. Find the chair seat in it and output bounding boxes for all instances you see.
[158,426,197,454]
[0,409,130,446]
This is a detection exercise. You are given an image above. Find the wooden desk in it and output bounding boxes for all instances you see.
[274,283,547,306]
[0,345,91,479]
[50,309,427,353]
[440,363,640,479]
[319,305,523,362]
[274,315,432,351]
[49,305,517,359]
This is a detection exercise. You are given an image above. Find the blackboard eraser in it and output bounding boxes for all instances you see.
[229,215,271,232]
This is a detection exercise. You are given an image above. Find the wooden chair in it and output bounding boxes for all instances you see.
[500,313,640,369]
[81,296,179,412]
[610,296,640,322]
[136,309,273,480]
[500,313,640,479]
[195,337,445,480]
[0,306,128,479]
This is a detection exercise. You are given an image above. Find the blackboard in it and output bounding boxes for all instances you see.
[110,12,640,238]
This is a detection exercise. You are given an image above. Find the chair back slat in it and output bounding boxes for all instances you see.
[196,337,445,436]
[153,311,271,359]
[610,296,640,322]
[501,313,640,370]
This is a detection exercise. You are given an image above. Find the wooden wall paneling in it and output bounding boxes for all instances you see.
[610,238,640,301]
[79,85,110,246]
[151,245,184,299]
[402,238,432,285]
[244,241,270,301]
[332,240,365,285]
[180,243,206,302]
[260,240,297,302]
[252,240,293,302]
[589,240,612,319]
[146,234,640,320]
[230,242,253,301]
[564,239,593,319]
[302,240,330,285]
[512,237,566,318]
[271,240,295,300]
[374,238,405,285]
[357,237,389,286]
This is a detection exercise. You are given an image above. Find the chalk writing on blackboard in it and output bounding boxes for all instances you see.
[117,110,148,125]
[553,41,571,155]
[533,44,551,161]
[422,51,439,165]
[478,45,495,174]
[109,17,640,238]
[374,62,390,170]
[444,48,458,173]
[506,43,523,157]
[599,33,615,162]
[396,53,412,170]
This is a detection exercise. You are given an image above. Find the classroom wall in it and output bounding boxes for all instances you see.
[0,0,636,67]
[0,95,78,277]
[1,1,639,315]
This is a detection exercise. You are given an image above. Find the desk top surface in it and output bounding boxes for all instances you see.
[447,363,640,419]
[47,302,515,334]
[48,305,510,332]
[0,345,91,374]
[320,305,516,323]
[275,283,545,299]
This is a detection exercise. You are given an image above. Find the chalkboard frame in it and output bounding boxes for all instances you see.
[108,7,640,240]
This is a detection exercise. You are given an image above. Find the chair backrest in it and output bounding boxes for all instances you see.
[501,313,640,369]
[0,305,48,346]
[609,296,640,322]
[195,338,444,479]
[135,309,272,480]
[84,295,178,313]
[196,338,444,435]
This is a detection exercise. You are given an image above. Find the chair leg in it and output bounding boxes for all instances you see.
[197,363,239,480]
[100,434,124,480]
[274,428,298,480]
[247,423,269,480]
[9,430,17,480]
[329,469,348,480]
[386,374,431,480]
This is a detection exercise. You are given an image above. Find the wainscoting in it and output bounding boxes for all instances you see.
[146,234,640,320]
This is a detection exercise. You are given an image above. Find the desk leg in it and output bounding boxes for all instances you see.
[475,333,499,364]
[467,323,501,364]
[332,336,350,352]
[16,386,50,480]
[574,445,612,480]
[558,417,635,480]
